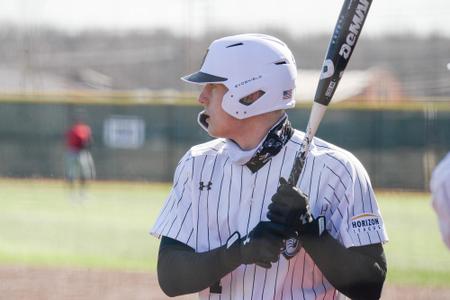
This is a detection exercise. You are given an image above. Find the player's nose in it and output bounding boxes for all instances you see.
[198,86,209,105]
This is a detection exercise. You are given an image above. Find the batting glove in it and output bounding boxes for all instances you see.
[225,221,291,268]
[267,177,325,238]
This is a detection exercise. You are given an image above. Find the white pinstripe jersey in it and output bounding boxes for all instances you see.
[151,129,389,300]
[430,152,450,249]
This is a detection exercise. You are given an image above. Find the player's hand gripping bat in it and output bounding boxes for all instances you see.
[281,0,374,259]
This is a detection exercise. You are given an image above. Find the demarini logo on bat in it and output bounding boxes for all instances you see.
[339,0,370,60]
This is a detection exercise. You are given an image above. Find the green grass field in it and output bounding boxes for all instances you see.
[0,179,449,287]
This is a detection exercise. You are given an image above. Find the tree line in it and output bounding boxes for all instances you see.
[0,25,449,97]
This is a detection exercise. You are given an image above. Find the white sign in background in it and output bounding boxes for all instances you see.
[103,116,145,149]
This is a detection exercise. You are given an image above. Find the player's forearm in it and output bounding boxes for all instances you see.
[157,236,240,297]
[301,232,387,300]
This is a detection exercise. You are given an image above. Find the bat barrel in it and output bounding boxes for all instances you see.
[314,0,373,106]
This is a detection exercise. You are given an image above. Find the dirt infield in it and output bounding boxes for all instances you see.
[1,266,449,300]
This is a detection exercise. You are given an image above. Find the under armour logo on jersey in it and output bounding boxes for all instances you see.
[199,181,213,191]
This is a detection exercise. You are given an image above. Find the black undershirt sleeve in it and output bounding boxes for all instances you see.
[302,232,387,300]
[157,234,387,299]
[157,236,240,297]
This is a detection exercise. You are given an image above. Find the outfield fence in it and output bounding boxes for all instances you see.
[0,94,448,190]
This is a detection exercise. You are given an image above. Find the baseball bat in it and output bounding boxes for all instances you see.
[288,0,373,185]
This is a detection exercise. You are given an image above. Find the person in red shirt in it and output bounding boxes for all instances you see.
[65,119,96,193]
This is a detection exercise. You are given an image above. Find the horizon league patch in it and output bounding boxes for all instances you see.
[351,213,382,233]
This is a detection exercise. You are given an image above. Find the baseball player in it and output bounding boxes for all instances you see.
[151,34,388,299]
[65,115,95,191]
[430,152,450,250]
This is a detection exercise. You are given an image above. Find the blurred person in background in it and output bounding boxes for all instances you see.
[65,111,96,199]
[430,152,450,250]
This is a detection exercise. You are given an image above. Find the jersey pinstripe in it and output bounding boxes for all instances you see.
[151,130,388,300]
[430,152,450,249]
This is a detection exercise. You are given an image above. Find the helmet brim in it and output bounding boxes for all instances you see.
[181,71,228,84]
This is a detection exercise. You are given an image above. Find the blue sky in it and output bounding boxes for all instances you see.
[1,0,449,37]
